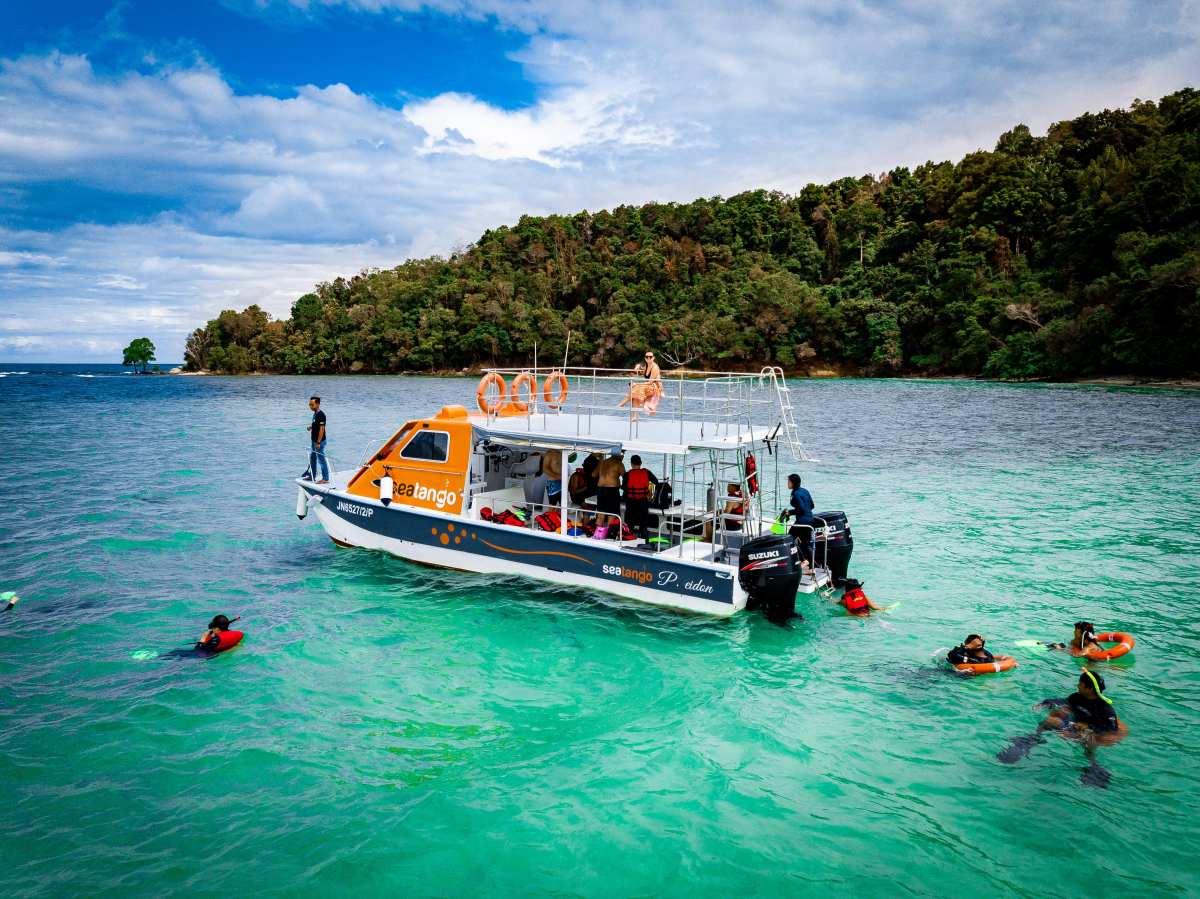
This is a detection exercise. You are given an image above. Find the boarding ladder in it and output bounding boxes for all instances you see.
[759,367,815,463]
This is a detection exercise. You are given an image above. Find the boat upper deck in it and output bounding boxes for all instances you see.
[473,365,814,461]
[470,411,768,455]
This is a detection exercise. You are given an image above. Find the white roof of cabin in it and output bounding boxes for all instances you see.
[468,412,770,456]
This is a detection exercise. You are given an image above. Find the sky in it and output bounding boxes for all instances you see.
[0,1,1197,363]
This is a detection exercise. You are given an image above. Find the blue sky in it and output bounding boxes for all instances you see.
[1,0,1197,362]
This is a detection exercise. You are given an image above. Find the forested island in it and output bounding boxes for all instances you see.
[184,89,1198,380]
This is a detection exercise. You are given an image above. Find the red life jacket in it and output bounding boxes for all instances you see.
[535,508,561,531]
[625,468,652,501]
[492,509,524,527]
[745,453,759,495]
[842,587,869,613]
[568,468,588,496]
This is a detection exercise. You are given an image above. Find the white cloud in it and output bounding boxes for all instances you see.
[96,274,147,291]
[1,1,1198,360]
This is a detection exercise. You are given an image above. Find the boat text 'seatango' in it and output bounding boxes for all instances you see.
[296,366,854,619]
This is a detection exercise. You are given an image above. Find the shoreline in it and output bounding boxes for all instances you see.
[174,368,1200,389]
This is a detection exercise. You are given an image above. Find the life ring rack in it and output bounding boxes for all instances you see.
[954,655,1017,676]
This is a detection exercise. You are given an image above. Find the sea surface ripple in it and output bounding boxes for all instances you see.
[1,365,1198,897]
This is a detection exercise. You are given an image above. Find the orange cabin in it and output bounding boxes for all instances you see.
[347,405,472,514]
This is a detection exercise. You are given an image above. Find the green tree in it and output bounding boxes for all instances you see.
[122,337,156,374]
[182,89,1200,382]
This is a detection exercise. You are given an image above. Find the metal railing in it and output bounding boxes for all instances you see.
[477,365,813,462]
[467,490,767,565]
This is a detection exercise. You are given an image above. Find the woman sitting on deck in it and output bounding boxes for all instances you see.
[616,352,663,418]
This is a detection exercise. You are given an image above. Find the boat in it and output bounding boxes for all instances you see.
[295,366,850,619]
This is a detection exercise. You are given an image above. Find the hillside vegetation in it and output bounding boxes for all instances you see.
[185,89,1199,380]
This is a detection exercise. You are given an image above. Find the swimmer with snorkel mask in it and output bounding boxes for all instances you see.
[1044,621,1105,655]
[998,668,1127,788]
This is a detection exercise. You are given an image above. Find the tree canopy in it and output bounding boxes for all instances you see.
[122,337,156,374]
[185,89,1200,380]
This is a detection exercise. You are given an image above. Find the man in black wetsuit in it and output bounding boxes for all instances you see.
[1041,669,1120,737]
[947,634,994,666]
[998,668,1123,787]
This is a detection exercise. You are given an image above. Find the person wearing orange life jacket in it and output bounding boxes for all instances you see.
[621,454,659,540]
[838,578,883,615]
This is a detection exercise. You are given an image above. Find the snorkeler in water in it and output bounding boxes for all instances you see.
[838,579,885,615]
[946,634,994,666]
[1044,621,1104,655]
[198,614,240,651]
[997,668,1126,787]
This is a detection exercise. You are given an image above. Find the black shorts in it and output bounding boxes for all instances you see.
[597,486,621,514]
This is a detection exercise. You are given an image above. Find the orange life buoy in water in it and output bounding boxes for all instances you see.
[954,655,1017,676]
[508,372,537,413]
[1085,632,1135,661]
[476,372,507,415]
[543,371,569,409]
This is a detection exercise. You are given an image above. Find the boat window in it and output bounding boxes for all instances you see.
[376,422,416,460]
[401,429,450,463]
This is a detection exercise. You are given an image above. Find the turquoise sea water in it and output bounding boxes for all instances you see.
[2,365,1199,897]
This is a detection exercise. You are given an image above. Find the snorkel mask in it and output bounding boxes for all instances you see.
[1080,668,1113,705]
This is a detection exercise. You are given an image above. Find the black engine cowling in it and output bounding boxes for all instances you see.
[812,510,853,586]
[738,533,802,622]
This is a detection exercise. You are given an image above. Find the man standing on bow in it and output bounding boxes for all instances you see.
[306,396,329,484]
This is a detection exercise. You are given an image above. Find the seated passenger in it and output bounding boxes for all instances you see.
[704,483,744,541]
[616,353,663,420]
[947,634,995,666]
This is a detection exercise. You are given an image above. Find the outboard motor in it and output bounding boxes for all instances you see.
[738,533,802,622]
[812,510,853,586]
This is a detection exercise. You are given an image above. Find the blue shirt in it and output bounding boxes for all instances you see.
[789,486,815,523]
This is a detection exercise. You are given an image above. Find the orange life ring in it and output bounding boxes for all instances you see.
[476,372,507,415]
[543,371,569,409]
[954,655,1017,676]
[508,372,537,413]
[1084,632,1135,661]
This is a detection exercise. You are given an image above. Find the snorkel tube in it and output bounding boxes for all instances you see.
[1080,668,1113,706]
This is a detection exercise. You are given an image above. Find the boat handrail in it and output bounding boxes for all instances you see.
[473,491,757,566]
[474,365,812,461]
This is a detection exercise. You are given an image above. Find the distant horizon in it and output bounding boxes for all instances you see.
[0,360,183,366]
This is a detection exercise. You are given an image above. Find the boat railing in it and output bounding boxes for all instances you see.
[470,490,758,566]
[478,365,812,461]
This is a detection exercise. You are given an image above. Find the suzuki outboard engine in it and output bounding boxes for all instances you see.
[738,533,802,622]
[812,510,853,586]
